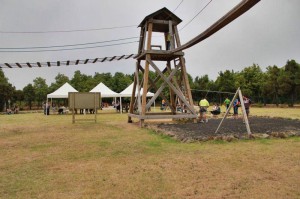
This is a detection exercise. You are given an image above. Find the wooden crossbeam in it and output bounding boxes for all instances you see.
[146,64,179,112]
[16,63,22,68]
[5,63,12,68]
[109,56,116,61]
[118,55,125,60]
[138,64,175,112]
[125,54,134,59]
[26,63,32,68]
[146,57,196,114]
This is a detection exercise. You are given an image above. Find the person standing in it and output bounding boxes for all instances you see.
[199,97,209,123]
[224,97,231,111]
[243,96,251,117]
[43,102,46,115]
[233,98,240,119]
[46,102,50,115]
[166,32,171,50]
[161,99,166,110]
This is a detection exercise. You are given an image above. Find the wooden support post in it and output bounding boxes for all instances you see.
[140,22,153,127]
[138,25,145,54]
[167,61,175,113]
[238,89,251,135]
[145,64,180,112]
[128,61,139,123]
[174,26,196,119]
[138,65,176,112]
[146,57,196,114]
[94,92,97,123]
[168,20,174,50]
[215,88,239,134]
[215,88,252,135]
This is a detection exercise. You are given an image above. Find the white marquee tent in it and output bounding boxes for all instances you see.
[119,83,155,113]
[90,82,120,98]
[46,82,78,114]
[47,82,78,99]
[120,83,154,97]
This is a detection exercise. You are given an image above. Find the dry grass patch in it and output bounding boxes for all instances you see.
[249,107,300,119]
[0,110,299,198]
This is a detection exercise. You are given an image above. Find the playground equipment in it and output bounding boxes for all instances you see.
[128,0,260,126]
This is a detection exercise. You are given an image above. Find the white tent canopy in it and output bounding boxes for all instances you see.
[119,83,155,113]
[47,82,78,99]
[120,83,154,97]
[90,82,120,97]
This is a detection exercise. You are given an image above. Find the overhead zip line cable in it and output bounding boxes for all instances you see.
[173,0,184,12]
[0,36,140,50]
[0,25,137,34]
[179,0,213,31]
[0,41,138,53]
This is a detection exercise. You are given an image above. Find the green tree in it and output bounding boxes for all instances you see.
[23,84,35,110]
[70,70,92,92]
[93,72,113,88]
[193,74,215,102]
[33,77,48,108]
[48,73,70,93]
[237,64,264,102]
[262,65,281,106]
[12,89,24,108]
[278,60,300,106]
[0,69,15,111]
[111,72,132,93]
[215,70,237,93]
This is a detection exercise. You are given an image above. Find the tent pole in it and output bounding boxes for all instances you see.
[120,96,122,114]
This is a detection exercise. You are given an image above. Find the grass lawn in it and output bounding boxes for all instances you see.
[0,108,299,198]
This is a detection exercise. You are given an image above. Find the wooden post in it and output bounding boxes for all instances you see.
[215,88,239,134]
[94,92,97,123]
[140,22,153,127]
[72,94,75,124]
[168,20,174,50]
[174,26,196,119]
[128,62,139,123]
[238,89,251,135]
[167,61,175,113]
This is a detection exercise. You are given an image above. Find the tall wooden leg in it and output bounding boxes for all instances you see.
[128,61,139,123]
[141,56,150,127]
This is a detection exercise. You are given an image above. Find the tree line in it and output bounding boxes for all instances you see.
[0,59,299,111]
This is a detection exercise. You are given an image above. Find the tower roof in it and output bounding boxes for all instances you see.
[138,7,182,32]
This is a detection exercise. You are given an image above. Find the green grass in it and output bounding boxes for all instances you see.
[0,108,299,198]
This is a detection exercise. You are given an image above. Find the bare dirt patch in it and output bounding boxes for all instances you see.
[155,117,300,141]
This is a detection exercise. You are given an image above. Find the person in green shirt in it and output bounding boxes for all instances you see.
[224,97,231,111]
[199,97,209,123]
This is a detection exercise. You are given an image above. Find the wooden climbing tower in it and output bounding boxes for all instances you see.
[128,7,197,126]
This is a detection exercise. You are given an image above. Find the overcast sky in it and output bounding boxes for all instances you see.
[1,0,299,89]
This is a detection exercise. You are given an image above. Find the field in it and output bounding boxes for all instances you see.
[0,107,299,198]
